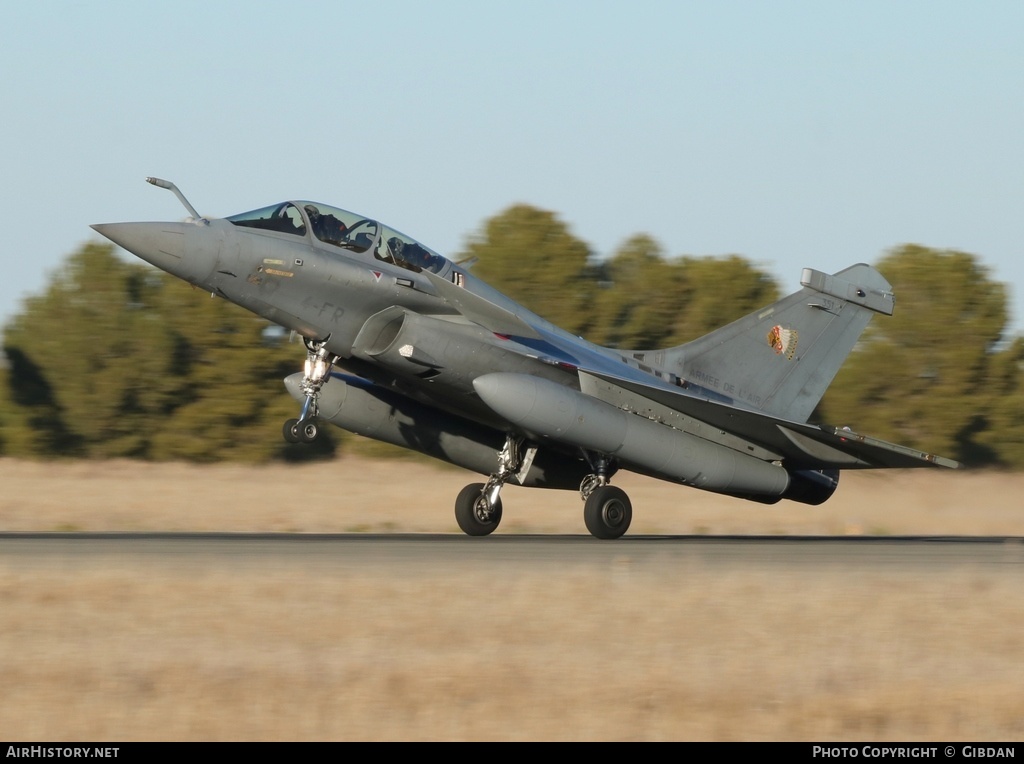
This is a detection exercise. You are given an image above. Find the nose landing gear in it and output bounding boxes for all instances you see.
[283,338,338,444]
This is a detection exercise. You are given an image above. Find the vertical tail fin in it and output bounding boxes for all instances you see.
[648,264,893,422]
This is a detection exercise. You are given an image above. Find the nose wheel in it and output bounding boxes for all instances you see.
[283,338,337,444]
[283,417,320,444]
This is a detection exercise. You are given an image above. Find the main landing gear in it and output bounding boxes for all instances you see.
[579,453,631,540]
[454,436,526,536]
[454,444,632,540]
[283,338,338,444]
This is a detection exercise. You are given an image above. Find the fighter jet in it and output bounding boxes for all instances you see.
[93,178,960,539]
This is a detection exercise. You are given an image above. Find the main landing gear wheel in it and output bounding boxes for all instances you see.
[455,483,503,537]
[584,485,632,540]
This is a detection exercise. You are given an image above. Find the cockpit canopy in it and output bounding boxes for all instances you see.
[226,202,450,275]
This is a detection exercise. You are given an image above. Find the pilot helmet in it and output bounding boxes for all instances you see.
[304,204,321,222]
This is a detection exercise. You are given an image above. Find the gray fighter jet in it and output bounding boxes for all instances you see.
[93,178,960,539]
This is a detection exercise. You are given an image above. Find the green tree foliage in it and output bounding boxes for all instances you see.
[818,245,1010,465]
[463,204,597,336]
[589,234,682,348]
[973,337,1024,468]
[464,207,781,351]
[664,255,780,346]
[3,244,170,457]
[589,241,779,349]
[0,243,333,461]
[144,279,336,462]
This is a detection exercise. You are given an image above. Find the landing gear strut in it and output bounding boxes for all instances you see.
[580,452,631,539]
[283,337,338,444]
[454,436,530,536]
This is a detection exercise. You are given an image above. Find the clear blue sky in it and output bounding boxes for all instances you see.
[2,1,1022,334]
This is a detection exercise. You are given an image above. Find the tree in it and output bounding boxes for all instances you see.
[144,278,336,462]
[3,244,176,457]
[462,204,597,336]
[1,243,334,461]
[588,239,780,350]
[665,255,779,346]
[973,337,1024,468]
[589,234,683,349]
[818,245,1009,464]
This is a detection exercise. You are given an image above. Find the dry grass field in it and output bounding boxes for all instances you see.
[1,455,1021,536]
[1,457,1022,741]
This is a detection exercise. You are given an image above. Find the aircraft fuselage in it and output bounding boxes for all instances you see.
[92,180,960,540]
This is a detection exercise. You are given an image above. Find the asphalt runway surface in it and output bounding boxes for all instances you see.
[2,533,1023,573]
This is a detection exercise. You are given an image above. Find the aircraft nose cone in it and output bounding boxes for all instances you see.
[91,222,186,267]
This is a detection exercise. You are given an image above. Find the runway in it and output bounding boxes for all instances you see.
[2,532,1023,571]
[5,531,1024,740]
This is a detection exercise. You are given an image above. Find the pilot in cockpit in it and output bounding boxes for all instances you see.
[386,236,444,273]
[305,204,348,246]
